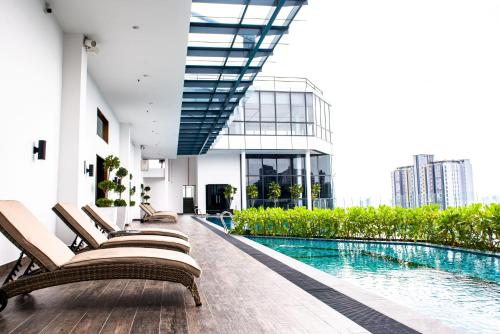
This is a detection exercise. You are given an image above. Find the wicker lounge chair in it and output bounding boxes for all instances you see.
[139,203,178,223]
[82,204,188,241]
[53,203,190,253]
[0,200,202,312]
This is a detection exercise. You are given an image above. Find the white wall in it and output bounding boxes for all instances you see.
[81,75,120,204]
[196,152,242,213]
[0,0,63,264]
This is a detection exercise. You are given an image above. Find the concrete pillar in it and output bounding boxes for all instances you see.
[240,151,247,209]
[305,150,312,210]
[119,123,132,171]
[56,33,87,243]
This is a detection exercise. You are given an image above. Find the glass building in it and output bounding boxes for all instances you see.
[210,77,336,209]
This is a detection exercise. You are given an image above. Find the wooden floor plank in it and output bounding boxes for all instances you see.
[159,283,189,334]
[38,280,111,334]
[98,280,146,334]
[69,279,128,334]
[129,280,163,334]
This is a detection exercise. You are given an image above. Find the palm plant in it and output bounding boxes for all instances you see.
[311,183,321,207]
[246,184,259,208]
[289,184,303,208]
[268,181,281,208]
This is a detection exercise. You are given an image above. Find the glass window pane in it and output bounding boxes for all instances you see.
[262,158,276,175]
[277,158,291,175]
[293,156,305,175]
[291,93,306,122]
[260,92,275,122]
[276,92,290,122]
[307,124,314,136]
[306,93,314,123]
[291,123,306,136]
[311,156,318,175]
[245,122,260,135]
[261,122,275,135]
[276,123,291,135]
[278,176,292,198]
[244,91,259,121]
[247,158,262,175]
[229,121,244,135]
[318,155,331,175]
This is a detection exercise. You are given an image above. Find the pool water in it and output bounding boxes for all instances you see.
[205,216,234,229]
[248,237,500,334]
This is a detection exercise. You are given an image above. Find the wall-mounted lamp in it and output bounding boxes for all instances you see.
[84,161,94,177]
[33,140,46,160]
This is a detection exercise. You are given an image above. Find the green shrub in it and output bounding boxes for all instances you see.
[96,198,113,207]
[98,180,116,197]
[129,200,136,207]
[233,204,499,251]
[114,199,127,207]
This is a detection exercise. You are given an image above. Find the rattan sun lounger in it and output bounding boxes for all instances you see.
[139,204,178,223]
[53,203,190,253]
[0,200,202,312]
[82,204,188,241]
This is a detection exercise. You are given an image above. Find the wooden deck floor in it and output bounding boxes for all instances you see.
[0,214,366,334]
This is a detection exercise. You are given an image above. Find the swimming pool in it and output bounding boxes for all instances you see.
[205,216,234,229]
[248,237,500,334]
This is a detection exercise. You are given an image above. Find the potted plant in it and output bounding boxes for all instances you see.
[246,184,259,208]
[141,184,151,204]
[114,166,128,228]
[223,184,237,212]
[96,155,121,224]
[129,174,136,207]
[290,184,303,208]
[268,181,281,208]
[311,183,321,208]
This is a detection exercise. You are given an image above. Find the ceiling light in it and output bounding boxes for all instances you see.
[132,25,140,30]
[143,74,149,78]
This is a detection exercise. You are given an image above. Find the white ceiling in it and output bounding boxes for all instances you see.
[51,0,192,159]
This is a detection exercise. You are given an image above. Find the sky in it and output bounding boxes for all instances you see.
[262,0,500,205]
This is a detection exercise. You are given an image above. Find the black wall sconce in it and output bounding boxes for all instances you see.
[33,140,46,160]
[84,161,94,177]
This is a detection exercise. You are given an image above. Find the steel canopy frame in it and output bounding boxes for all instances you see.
[177,0,306,155]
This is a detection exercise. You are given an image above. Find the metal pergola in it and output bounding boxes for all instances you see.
[177,0,307,155]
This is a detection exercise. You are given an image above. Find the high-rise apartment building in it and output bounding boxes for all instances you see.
[392,155,474,209]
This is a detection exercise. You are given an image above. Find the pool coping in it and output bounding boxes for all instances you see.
[196,217,461,334]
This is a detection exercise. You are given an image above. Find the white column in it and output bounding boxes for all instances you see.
[119,123,132,171]
[305,150,312,210]
[56,33,88,243]
[240,151,247,209]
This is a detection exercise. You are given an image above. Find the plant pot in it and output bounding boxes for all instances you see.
[99,207,117,226]
[116,206,128,229]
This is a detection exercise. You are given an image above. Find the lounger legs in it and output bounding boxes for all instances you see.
[0,289,7,312]
[189,282,202,306]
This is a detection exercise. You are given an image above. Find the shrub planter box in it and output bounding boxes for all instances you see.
[116,207,128,229]
[98,207,117,227]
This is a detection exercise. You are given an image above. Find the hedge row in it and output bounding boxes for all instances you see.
[232,204,500,251]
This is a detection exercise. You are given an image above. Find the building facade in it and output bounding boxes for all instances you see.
[147,77,336,213]
[392,155,474,209]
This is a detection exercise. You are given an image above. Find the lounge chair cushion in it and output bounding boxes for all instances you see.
[83,204,120,232]
[0,201,74,271]
[137,227,189,241]
[63,247,201,277]
[83,204,188,240]
[101,235,191,253]
[53,203,108,248]
[146,204,178,218]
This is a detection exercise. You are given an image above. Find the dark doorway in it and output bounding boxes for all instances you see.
[95,155,106,202]
[206,184,228,214]
[182,185,196,214]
